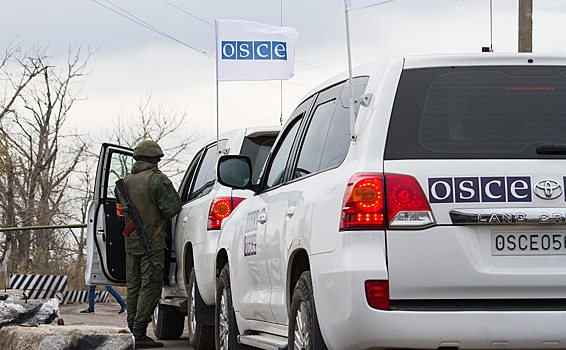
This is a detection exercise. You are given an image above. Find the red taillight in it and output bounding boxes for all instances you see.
[386,174,431,224]
[340,173,434,230]
[207,197,245,230]
[340,174,385,230]
[365,280,390,310]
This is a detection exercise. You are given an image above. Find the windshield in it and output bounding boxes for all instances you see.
[239,134,277,183]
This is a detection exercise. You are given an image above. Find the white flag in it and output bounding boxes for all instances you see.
[215,19,298,82]
[345,0,395,11]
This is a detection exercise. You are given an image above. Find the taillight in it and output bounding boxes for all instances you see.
[386,174,434,228]
[365,280,390,310]
[207,197,245,230]
[340,173,434,230]
[340,174,385,230]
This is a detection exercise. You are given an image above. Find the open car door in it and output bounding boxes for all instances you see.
[85,143,134,286]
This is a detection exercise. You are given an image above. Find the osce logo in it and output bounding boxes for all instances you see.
[428,177,532,204]
[221,41,288,60]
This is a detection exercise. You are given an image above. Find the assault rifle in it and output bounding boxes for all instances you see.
[115,179,156,276]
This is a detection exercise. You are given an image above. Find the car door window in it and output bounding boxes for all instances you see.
[293,99,336,178]
[179,149,204,203]
[106,151,134,199]
[265,120,302,189]
[189,139,227,201]
[319,76,369,170]
[292,83,345,179]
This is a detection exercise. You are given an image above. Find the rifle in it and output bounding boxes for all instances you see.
[115,178,156,276]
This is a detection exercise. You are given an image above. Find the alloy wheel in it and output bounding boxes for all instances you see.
[293,301,309,350]
[218,288,229,350]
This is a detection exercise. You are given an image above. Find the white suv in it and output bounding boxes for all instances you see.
[214,54,566,350]
[85,126,279,348]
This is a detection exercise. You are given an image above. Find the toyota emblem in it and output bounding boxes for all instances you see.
[534,179,562,200]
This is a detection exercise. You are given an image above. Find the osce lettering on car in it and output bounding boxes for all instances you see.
[221,41,288,60]
[213,54,566,350]
[244,234,257,257]
[428,176,533,203]
[245,209,259,233]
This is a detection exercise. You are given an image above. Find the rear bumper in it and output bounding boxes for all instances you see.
[310,230,566,350]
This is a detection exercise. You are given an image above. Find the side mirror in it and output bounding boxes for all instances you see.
[217,155,253,190]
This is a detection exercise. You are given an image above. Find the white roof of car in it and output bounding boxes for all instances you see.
[302,52,566,105]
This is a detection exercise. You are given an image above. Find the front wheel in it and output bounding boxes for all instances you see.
[215,264,251,350]
[288,271,327,350]
[188,267,214,350]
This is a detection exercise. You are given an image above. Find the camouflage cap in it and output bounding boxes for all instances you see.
[133,140,164,159]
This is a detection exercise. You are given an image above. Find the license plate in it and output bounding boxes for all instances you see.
[492,231,566,256]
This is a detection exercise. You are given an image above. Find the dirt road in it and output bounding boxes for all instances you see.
[59,302,191,349]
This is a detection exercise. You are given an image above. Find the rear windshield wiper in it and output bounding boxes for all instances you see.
[536,144,566,155]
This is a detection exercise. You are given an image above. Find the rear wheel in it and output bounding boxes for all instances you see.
[188,267,214,350]
[289,271,326,350]
[152,303,185,340]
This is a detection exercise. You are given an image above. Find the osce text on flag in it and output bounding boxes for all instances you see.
[222,41,287,60]
[215,19,298,81]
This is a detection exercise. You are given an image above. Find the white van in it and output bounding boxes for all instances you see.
[214,54,566,350]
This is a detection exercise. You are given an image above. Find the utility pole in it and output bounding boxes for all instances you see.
[518,0,533,52]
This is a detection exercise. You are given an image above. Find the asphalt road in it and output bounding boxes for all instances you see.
[59,301,192,349]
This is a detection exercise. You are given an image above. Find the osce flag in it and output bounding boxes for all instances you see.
[345,0,395,11]
[215,19,298,82]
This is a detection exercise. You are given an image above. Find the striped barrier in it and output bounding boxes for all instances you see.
[9,274,67,300]
[62,290,109,304]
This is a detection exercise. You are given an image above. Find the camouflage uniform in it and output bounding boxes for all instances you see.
[115,140,181,348]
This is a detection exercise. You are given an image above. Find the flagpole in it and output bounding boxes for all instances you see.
[280,0,284,125]
[216,81,220,154]
[345,10,356,142]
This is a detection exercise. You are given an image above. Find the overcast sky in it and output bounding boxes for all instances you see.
[2,0,566,155]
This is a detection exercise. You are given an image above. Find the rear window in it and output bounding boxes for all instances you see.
[385,66,566,159]
[239,135,277,183]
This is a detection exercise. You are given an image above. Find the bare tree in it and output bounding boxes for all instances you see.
[0,44,90,278]
[102,93,202,180]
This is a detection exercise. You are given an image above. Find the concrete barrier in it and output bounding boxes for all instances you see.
[9,274,67,300]
[0,324,134,350]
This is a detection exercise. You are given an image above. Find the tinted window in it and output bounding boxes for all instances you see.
[319,77,369,170]
[293,77,369,180]
[239,135,277,184]
[266,119,302,189]
[294,99,336,178]
[385,66,566,159]
[179,149,204,203]
[189,139,227,201]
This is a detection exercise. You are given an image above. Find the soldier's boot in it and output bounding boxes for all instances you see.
[128,322,134,333]
[133,322,163,349]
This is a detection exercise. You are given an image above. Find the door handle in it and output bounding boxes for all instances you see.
[286,206,295,218]
[258,212,267,224]
[182,216,188,226]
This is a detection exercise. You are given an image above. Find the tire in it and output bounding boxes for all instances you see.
[188,267,214,350]
[288,271,327,350]
[152,303,185,340]
[215,264,251,350]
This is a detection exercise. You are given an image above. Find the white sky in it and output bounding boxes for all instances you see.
[2,0,566,156]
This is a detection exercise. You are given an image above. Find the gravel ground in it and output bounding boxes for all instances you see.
[59,302,191,349]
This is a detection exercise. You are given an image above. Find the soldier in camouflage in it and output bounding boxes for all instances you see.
[115,140,182,349]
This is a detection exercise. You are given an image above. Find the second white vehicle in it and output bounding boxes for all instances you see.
[85,126,279,349]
